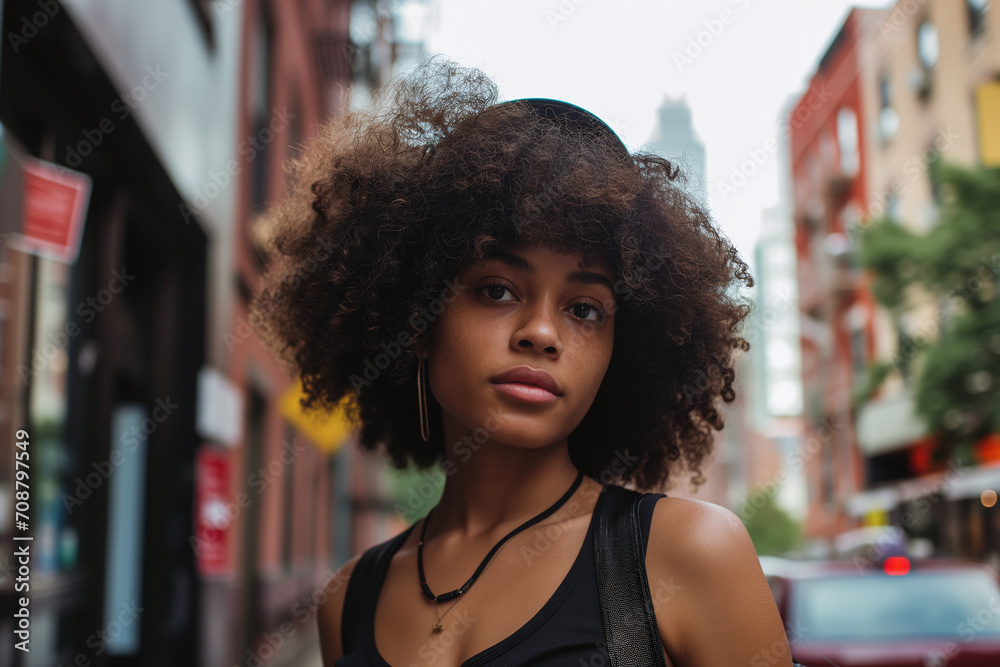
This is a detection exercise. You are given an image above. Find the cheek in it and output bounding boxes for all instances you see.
[569,323,613,363]
[581,332,614,391]
[429,304,502,360]
[584,353,612,396]
[424,308,498,393]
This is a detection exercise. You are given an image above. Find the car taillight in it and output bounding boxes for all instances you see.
[883,556,910,575]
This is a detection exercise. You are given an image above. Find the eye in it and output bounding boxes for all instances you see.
[476,279,609,324]
[570,301,608,324]
[477,280,517,302]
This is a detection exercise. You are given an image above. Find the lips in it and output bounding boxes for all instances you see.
[489,366,563,396]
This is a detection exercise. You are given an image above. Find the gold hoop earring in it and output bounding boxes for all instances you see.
[417,356,430,442]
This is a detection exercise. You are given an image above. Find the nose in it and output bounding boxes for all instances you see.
[512,300,562,355]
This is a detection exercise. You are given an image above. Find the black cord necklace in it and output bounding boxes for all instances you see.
[418,468,584,631]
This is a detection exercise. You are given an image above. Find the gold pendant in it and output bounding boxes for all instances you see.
[431,623,443,632]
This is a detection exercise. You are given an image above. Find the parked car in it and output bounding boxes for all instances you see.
[760,555,1000,666]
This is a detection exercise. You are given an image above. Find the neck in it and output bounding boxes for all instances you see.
[428,416,584,541]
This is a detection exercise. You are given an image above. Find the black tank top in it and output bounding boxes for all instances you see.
[335,486,668,666]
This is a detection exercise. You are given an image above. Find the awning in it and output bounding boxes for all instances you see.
[944,462,1000,500]
[846,462,1000,517]
[856,388,929,456]
[845,486,899,517]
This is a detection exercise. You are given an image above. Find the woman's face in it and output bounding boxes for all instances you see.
[419,242,617,454]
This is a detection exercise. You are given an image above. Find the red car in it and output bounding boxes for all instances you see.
[760,555,1000,666]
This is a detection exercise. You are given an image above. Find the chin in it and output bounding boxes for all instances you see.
[490,427,568,451]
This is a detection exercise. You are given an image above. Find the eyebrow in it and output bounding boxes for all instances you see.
[484,249,616,295]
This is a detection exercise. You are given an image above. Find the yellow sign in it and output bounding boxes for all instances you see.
[976,81,1000,167]
[862,508,889,527]
[278,380,356,456]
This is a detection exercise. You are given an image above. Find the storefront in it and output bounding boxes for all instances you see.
[0,0,230,663]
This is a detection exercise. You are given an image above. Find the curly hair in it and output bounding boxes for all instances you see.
[251,56,754,492]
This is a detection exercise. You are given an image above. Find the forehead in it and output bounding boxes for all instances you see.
[473,243,617,297]
[483,241,615,274]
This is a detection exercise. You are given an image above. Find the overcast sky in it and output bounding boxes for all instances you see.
[423,0,876,275]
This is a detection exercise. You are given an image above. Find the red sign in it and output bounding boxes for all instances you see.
[17,157,91,263]
[193,447,232,576]
[908,434,944,475]
[975,433,1000,465]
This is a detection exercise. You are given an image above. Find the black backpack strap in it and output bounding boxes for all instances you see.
[593,484,669,667]
[339,546,380,657]
[595,485,808,667]
[339,526,414,657]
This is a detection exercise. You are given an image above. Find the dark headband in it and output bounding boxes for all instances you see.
[494,97,630,157]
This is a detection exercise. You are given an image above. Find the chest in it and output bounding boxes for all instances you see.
[372,518,591,666]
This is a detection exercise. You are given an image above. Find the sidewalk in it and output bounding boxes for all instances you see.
[267,627,325,667]
[288,640,324,667]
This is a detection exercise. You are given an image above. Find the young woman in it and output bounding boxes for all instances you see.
[253,57,795,666]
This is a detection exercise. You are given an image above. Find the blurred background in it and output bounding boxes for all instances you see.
[0,0,998,665]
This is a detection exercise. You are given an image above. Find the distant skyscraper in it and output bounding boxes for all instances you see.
[646,94,706,203]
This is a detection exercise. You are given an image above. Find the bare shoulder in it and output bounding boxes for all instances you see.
[645,496,793,667]
[316,552,365,666]
[647,495,755,569]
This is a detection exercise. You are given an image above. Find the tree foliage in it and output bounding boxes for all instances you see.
[741,487,802,557]
[857,163,1000,448]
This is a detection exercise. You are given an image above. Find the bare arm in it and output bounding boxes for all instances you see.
[316,554,362,666]
[645,497,793,667]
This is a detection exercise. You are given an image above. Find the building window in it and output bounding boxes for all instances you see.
[925,146,943,227]
[917,19,939,69]
[284,92,303,192]
[349,0,382,87]
[839,204,862,251]
[914,19,938,101]
[27,258,76,573]
[249,2,274,214]
[878,72,898,143]
[282,424,296,572]
[809,455,821,505]
[967,0,989,37]
[306,452,318,565]
[897,329,914,384]
[242,389,266,645]
[886,190,902,223]
[819,128,836,166]
[186,0,216,49]
[806,151,821,190]
[850,326,867,389]
[822,438,836,509]
[836,107,860,177]
[928,154,942,204]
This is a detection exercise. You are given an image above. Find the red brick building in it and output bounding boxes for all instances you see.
[789,8,883,547]
[205,1,409,665]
